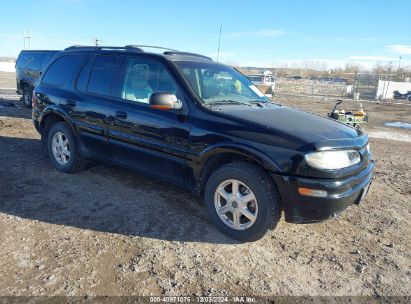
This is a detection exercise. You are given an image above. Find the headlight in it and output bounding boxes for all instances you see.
[305,150,361,170]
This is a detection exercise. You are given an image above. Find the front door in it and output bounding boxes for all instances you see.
[108,56,191,185]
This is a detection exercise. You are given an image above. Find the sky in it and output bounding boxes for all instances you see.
[1,0,410,70]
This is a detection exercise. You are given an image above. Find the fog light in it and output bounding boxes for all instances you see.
[298,187,328,197]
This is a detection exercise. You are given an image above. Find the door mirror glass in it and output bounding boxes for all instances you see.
[149,92,182,110]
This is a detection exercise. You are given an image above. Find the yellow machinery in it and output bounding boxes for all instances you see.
[328,100,368,128]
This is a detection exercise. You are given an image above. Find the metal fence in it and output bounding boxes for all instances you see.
[0,88,20,100]
[275,78,349,98]
[274,74,379,100]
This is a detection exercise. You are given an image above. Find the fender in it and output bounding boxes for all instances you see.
[39,105,76,135]
[192,142,283,182]
[19,79,32,92]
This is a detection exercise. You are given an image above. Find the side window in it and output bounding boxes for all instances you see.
[76,56,94,92]
[42,55,82,87]
[87,55,118,96]
[121,57,178,104]
[41,53,57,70]
[16,53,31,68]
[27,53,43,70]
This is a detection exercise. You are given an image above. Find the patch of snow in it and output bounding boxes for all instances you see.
[384,122,411,130]
[0,62,15,72]
[368,131,411,142]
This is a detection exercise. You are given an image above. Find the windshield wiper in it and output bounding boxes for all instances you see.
[249,100,272,107]
[205,99,255,107]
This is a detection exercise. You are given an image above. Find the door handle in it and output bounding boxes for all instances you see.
[114,111,127,119]
[65,100,76,107]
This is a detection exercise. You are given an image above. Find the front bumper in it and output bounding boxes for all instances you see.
[271,160,374,223]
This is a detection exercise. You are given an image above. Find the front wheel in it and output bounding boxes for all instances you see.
[204,162,281,242]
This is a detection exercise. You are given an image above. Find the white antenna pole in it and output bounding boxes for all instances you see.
[217,25,222,63]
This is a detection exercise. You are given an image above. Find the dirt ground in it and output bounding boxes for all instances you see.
[0,72,15,88]
[0,86,410,297]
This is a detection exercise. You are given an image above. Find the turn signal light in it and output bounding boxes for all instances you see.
[298,187,328,198]
[150,104,171,110]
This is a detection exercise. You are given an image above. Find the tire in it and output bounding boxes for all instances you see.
[204,162,281,242]
[22,85,32,108]
[47,122,85,173]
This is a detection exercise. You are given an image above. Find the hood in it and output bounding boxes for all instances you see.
[217,104,361,148]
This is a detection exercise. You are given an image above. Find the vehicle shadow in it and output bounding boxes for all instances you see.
[0,99,31,119]
[0,135,237,244]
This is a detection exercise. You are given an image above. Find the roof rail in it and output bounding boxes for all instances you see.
[125,45,177,52]
[64,45,144,52]
[63,45,212,60]
[163,51,212,60]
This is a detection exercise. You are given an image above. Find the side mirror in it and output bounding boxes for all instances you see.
[149,92,182,110]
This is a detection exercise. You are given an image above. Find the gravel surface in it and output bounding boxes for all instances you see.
[0,96,410,297]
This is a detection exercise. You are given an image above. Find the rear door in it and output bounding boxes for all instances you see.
[35,53,83,119]
[108,55,191,185]
[68,53,120,160]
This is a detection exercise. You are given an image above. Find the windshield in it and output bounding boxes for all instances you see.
[175,61,270,105]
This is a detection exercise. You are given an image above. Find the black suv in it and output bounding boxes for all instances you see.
[32,45,374,241]
[16,50,59,107]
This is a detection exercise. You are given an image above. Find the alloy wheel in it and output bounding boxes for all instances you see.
[214,179,258,230]
[51,131,71,165]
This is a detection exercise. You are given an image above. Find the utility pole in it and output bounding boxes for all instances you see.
[23,31,31,49]
[94,38,101,46]
[397,56,402,81]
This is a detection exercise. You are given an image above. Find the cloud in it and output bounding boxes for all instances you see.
[349,56,398,61]
[30,36,85,44]
[387,45,411,55]
[0,33,86,45]
[0,34,23,39]
[237,59,347,69]
[224,29,285,38]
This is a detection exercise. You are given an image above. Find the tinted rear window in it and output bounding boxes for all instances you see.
[27,53,43,70]
[16,52,30,68]
[17,52,41,69]
[76,56,94,92]
[87,55,119,96]
[42,55,82,87]
[41,52,58,70]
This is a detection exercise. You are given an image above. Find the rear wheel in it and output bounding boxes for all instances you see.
[47,122,85,173]
[204,162,281,242]
[22,85,32,108]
